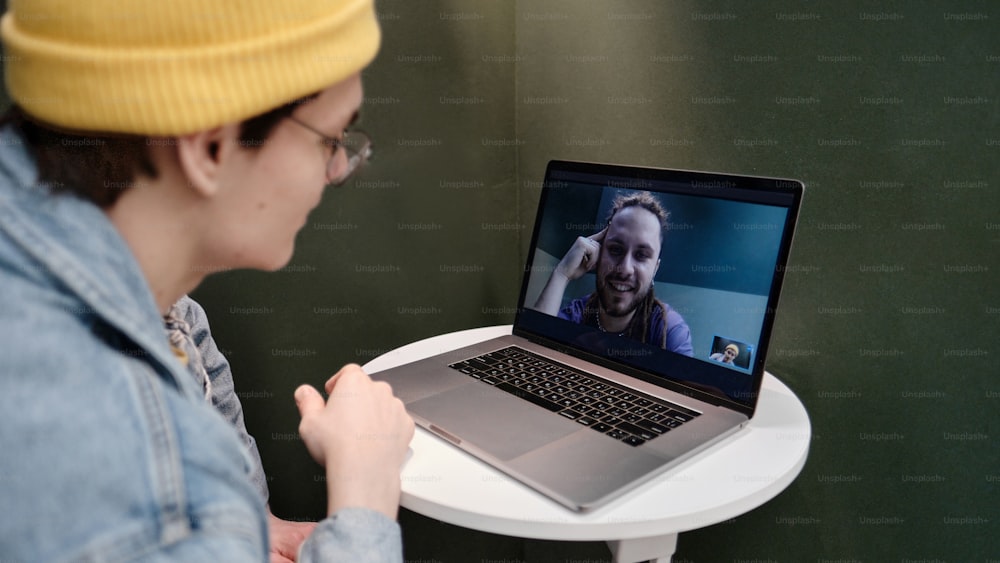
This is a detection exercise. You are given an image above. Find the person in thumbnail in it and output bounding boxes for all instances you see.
[710,343,740,365]
[533,191,693,355]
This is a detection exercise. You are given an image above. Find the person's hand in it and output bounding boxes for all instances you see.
[267,510,317,563]
[294,364,414,520]
[531,227,608,315]
[555,227,606,281]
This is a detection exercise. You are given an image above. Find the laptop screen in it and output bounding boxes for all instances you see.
[515,161,803,415]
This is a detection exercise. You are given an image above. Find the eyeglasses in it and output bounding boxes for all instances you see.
[285,115,373,186]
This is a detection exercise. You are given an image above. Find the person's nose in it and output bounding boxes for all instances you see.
[620,253,635,276]
[327,146,349,184]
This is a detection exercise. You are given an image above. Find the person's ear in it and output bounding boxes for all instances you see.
[175,123,241,198]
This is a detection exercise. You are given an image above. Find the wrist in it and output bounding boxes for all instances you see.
[552,267,572,282]
[325,465,401,521]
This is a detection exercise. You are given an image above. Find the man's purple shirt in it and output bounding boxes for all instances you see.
[559,294,694,356]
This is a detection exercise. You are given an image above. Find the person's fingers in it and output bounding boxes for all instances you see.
[294,385,324,420]
[372,380,394,398]
[324,363,365,394]
[294,384,327,464]
[576,228,605,271]
[582,239,601,270]
[323,375,338,395]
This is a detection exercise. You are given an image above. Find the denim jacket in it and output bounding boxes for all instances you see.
[0,125,402,562]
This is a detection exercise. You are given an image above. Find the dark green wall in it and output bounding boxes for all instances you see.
[3,0,994,560]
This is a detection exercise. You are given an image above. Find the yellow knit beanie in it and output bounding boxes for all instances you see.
[1,0,380,136]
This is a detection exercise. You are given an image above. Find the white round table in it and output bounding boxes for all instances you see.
[365,326,811,563]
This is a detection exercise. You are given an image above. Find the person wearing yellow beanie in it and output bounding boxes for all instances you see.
[710,343,741,365]
[0,1,415,561]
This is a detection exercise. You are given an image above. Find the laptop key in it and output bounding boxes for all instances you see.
[635,419,670,435]
[559,410,582,421]
[616,422,657,441]
[623,435,646,447]
[466,359,492,371]
[450,362,477,374]
[606,429,629,440]
[495,382,562,412]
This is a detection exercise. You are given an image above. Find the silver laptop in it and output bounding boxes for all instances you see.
[373,160,804,512]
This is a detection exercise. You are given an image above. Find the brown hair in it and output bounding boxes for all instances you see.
[2,93,317,208]
[605,190,670,240]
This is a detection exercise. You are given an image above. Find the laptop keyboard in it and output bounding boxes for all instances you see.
[448,346,700,447]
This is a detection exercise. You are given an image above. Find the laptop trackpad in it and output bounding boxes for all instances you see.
[408,384,580,461]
